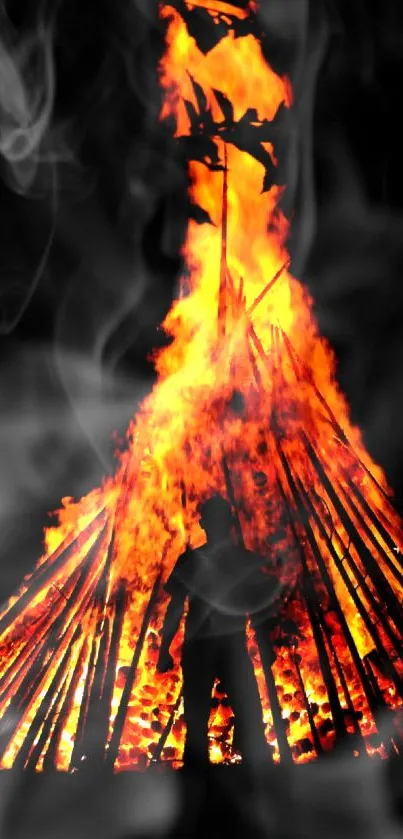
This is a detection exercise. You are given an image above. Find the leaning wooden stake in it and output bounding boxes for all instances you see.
[24,672,71,772]
[280,327,391,502]
[302,479,403,698]
[12,624,82,770]
[253,620,294,764]
[275,474,351,745]
[72,532,117,768]
[105,572,162,769]
[84,580,127,766]
[292,651,323,756]
[321,622,368,752]
[302,432,403,637]
[0,509,108,638]
[336,474,403,588]
[218,143,228,341]
[69,606,100,772]
[340,465,403,561]
[151,690,183,764]
[0,528,107,762]
[43,638,90,770]
[276,443,380,724]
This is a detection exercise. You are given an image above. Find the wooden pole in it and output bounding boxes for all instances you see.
[322,623,368,751]
[253,621,294,764]
[336,474,403,587]
[68,527,118,768]
[42,637,90,770]
[302,479,403,696]
[363,657,403,754]
[276,443,380,722]
[12,624,82,770]
[246,260,290,318]
[24,672,71,772]
[105,573,162,769]
[69,606,100,772]
[151,691,183,764]
[0,542,103,759]
[2,542,109,765]
[96,581,127,760]
[218,144,228,341]
[280,328,392,503]
[0,511,108,638]
[275,475,353,746]
[292,651,323,756]
[302,433,403,637]
[78,580,127,766]
[340,465,403,560]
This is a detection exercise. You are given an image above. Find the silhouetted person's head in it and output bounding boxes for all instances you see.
[198,494,234,543]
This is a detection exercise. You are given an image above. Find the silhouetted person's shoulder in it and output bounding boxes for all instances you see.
[164,548,193,598]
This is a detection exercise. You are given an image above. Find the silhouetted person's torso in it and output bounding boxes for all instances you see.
[165,539,274,642]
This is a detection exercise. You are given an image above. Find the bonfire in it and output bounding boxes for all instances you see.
[0,0,403,772]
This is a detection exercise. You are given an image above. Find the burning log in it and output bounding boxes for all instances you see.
[292,652,323,757]
[82,580,127,767]
[246,260,290,318]
[11,624,82,770]
[279,328,391,503]
[69,607,101,772]
[318,617,368,751]
[151,691,183,764]
[363,656,403,755]
[245,329,264,390]
[301,480,403,698]
[70,535,117,768]
[73,614,112,769]
[25,671,71,772]
[67,526,122,770]
[0,532,110,762]
[253,621,293,764]
[0,511,108,639]
[105,573,162,769]
[295,478,403,750]
[302,434,403,640]
[218,144,228,340]
[0,627,52,708]
[42,638,90,771]
[247,321,270,368]
[335,476,403,589]
[275,477,362,752]
[0,567,88,709]
[0,520,109,709]
[303,588,349,744]
[269,320,403,751]
[276,444,380,726]
[340,466,403,562]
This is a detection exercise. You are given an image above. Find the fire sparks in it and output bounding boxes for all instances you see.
[0,0,403,772]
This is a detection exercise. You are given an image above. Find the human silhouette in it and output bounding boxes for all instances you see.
[157,494,280,769]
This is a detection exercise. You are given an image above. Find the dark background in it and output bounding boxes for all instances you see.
[1,0,403,594]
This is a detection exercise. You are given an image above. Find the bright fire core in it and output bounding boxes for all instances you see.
[1,0,403,772]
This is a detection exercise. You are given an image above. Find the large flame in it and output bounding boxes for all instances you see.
[1,1,403,771]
